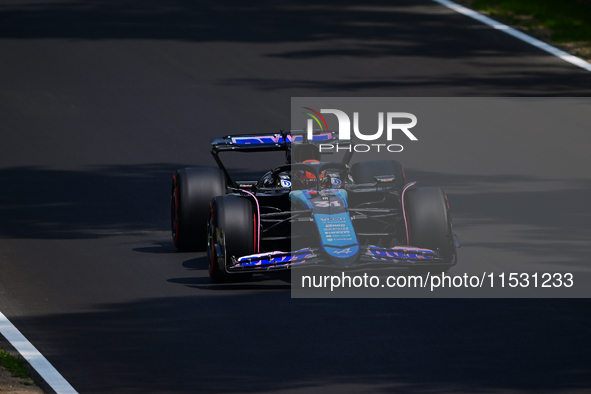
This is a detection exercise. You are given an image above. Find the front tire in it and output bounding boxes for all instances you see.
[208,196,255,282]
[171,167,226,251]
[405,187,456,273]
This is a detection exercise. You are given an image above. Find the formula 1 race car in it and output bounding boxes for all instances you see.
[171,131,459,282]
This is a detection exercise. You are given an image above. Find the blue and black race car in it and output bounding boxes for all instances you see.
[171,131,459,282]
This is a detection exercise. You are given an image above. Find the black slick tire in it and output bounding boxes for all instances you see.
[208,195,255,282]
[404,187,456,274]
[171,167,226,251]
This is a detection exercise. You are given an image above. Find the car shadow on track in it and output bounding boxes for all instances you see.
[132,242,178,254]
[166,256,292,291]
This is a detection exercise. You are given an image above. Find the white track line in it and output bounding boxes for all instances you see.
[432,0,591,72]
[0,311,77,394]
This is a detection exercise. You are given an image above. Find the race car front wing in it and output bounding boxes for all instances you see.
[227,245,456,273]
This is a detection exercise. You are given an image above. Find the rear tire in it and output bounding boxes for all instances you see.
[171,167,226,251]
[208,196,254,282]
[405,187,456,273]
[350,160,406,192]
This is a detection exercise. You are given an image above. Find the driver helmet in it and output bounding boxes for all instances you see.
[294,159,320,189]
[294,161,345,190]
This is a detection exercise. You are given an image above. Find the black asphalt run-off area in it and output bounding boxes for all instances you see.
[1,0,591,393]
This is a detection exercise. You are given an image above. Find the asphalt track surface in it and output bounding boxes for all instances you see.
[1,0,591,393]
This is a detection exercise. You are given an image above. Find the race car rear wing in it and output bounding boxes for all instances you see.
[210,131,341,186]
[210,131,338,153]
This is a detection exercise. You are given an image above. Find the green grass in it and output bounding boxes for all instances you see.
[471,0,591,42]
[0,347,31,379]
